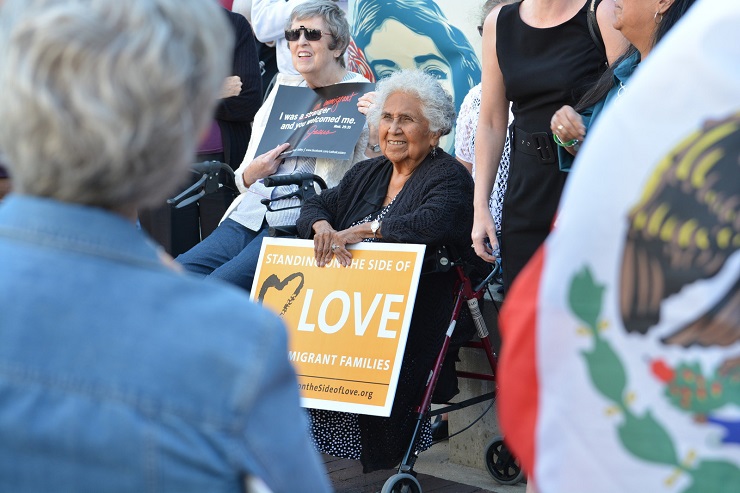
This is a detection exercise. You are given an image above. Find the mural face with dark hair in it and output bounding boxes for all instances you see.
[351,0,481,154]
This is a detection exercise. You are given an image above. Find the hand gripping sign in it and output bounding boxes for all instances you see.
[251,238,425,417]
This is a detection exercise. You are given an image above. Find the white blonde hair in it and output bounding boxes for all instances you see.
[0,0,232,210]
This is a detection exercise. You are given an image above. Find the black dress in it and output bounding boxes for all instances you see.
[496,0,606,289]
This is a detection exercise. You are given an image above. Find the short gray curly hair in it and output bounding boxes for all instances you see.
[0,0,230,211]
[287,0,350,68]
[367,69,456,136]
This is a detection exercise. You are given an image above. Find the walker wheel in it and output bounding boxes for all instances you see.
[381,473,422,493]
[484,435,524,485]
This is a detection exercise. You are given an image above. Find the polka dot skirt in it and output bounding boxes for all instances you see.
[308,409,433,460]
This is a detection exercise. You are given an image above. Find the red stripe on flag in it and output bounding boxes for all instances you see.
[497,245,545,476]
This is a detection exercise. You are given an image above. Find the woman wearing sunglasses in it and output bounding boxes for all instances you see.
[177,0,371,291]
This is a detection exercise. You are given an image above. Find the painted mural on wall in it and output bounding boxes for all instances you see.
[348,0,484,155]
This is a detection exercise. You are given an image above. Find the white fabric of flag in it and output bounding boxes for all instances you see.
[498,1,740,492]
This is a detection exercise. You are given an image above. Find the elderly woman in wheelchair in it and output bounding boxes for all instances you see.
[176,0,370,290]
[296,69,479,473]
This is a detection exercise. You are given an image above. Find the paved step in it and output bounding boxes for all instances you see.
[325,454,496,493]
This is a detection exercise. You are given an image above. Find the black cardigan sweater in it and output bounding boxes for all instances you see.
[296,150,474,247]
[297,150,477,472]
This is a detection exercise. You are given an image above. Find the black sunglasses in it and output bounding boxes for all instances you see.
[284,26,331,42]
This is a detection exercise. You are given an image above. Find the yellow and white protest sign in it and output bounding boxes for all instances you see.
[250,237,425,417]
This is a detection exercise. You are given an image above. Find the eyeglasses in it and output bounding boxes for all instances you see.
[284,26,332,42]
[477,25,484,37]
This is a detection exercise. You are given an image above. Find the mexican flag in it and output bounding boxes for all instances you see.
[498,1,740,492]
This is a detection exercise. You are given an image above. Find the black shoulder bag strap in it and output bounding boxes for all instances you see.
[588,0,607,62]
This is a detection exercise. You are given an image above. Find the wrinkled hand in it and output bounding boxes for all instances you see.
[242,143,291,188]
[550,105,585,144]
[313,221,363,267]
[313,221,340,267]
[220,75,242,99]
[472,210,499,264]
[357,91,377,116]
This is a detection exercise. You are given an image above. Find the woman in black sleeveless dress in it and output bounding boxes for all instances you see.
[472,0,621,291]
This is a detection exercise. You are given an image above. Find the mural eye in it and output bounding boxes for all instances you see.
[425,68,448,81]
[376,69,395,80]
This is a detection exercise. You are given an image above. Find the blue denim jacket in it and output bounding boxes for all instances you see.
[0,195,331,493]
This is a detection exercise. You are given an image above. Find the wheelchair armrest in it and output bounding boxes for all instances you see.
[191,160,234,178]
[260,172,328,214]
[263,172,327,190]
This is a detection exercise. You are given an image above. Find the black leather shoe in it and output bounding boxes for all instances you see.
[431,417,449,440]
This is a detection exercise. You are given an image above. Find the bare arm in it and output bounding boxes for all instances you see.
[472,6,509,263]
